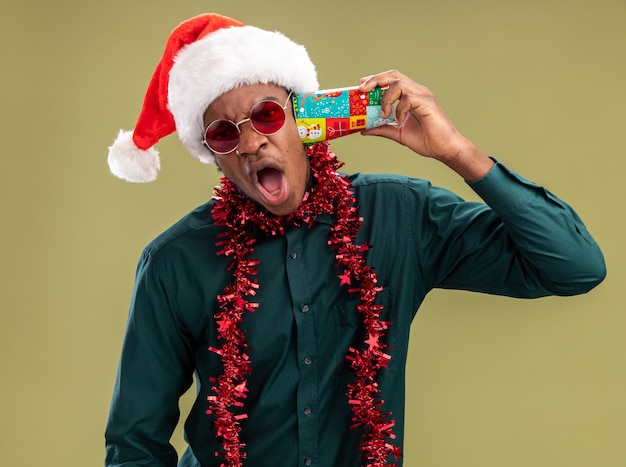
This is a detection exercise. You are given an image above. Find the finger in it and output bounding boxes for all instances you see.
[360,125,397,140]
[392,96,413,125]
[394,90,438,124]
[358,69,404,91]
[380,81,432,120]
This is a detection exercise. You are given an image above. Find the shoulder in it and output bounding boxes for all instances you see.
[142,199,219,259]
[348,172,410,188]
[347,172,461,203]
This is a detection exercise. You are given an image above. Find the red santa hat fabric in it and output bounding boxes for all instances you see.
[107,13,319,182]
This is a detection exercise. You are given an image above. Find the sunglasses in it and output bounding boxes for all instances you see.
[201,92,293,155]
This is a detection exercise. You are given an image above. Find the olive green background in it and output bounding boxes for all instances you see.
[1,1,624,465]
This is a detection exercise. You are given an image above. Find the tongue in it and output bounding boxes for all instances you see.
[257,168,283,194]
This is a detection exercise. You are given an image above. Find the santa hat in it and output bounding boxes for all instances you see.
[107,13,318,182]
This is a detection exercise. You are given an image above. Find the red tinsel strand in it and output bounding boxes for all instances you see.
[209,142,401,466]
[209,184,260,467]
[328,191,398,466]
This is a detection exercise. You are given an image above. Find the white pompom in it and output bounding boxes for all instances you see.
[107,130,160,183]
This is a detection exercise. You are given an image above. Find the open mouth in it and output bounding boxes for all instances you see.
[257,167,284,196]
[248,161,292,213]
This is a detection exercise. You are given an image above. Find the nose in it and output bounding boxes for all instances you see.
[236,120,268,156]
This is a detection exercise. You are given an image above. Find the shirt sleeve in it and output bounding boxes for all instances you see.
[105,250,195,467]
[414,159,606,297]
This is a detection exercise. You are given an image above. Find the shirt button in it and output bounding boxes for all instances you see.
[304,357,312,365]
[301,304,309,313]
[290,251,297,259]
[304,407,312,415]
[304,458,312,466]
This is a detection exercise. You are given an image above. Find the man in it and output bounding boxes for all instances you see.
[105,13,605,467]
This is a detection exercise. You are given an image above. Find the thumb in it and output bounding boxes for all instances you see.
[360,124,399,141]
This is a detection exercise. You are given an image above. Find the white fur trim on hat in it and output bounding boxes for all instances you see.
[168,25,319,164]
[108,130,160,182]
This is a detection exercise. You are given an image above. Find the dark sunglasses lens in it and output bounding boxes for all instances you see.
[204,120,239,153]
[250,101,286,134]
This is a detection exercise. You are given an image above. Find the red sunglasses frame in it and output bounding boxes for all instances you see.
[201,92,293,155]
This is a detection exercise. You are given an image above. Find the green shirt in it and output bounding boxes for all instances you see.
[105,161,605,466]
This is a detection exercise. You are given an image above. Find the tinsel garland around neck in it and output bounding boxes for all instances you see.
[209,142,402,466]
